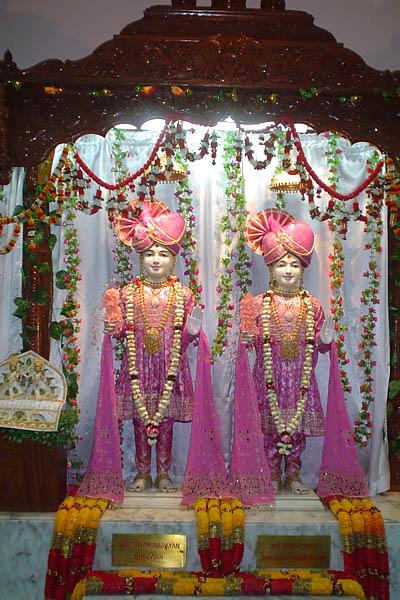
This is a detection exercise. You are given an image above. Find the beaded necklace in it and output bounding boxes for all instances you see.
[125,278,185,445]
[262,289,315,455]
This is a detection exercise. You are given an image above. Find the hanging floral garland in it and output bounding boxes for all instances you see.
[243,130,277,170]
[45,495,109,600]
[171,122,216,162]
[327,496,389,600]
[289,123,384,201]
[212,131,252,358]
[194,497,245,575]
[325,132,352,396]
[50,184,83,466]
[0,148,68,256]
[354,154,384,446]
[271,126,290,210]
[125,277,184,445]
[174,152,203,303]
[262,289,315,455]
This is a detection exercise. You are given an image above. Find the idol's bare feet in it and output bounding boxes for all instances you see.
[289,478,310,495]
[128,472,152,492]
[155,473,177,493]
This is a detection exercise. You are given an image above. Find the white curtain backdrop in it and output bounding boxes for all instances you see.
[1,123,389,495]
[0,168,25,358]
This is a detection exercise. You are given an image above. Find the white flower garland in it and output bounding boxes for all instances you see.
[125,280,185,445]
[262,289,315,455]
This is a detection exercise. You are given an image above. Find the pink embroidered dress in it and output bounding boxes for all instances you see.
[240,291,330,482]
[227,208,368,500]
[80,200,228,502]
[114,281,195,423]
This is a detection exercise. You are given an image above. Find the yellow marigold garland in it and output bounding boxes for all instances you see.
[327,496,389,600]
[45,495,109,600]
[71,569,366,599]
[194,498,245,574]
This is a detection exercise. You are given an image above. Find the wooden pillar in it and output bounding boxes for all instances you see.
[0,83,12,185]
[0,160,66,512]
[22,167,53,358]
[388,223,400,490]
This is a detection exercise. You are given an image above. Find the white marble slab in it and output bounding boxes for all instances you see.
[0,492,398,600]
[122,489,324,512]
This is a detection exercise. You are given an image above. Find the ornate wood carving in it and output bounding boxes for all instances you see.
[0,2,399,176]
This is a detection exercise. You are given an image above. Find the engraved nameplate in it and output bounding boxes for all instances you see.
[257,535,331,569]
[112,533,186,568]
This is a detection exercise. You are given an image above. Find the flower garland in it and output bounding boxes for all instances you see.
[45,495,109,600]
[354,157,384,446]
[326,132,352,396]
[327,497,389,600]
[70,569,366,599]
[262,289,314,455]
[109,129,134,456]
[55,191,83,468]
[72,126,167,191]
[271,126,290,210]
[194,498,245,575]
[174,152,203,303]
[243,130,277,170]
[171,122,215,162]
[212,131,252,357]
[125,278,184,445]
[0,146,69,229]
[289,122,384,201]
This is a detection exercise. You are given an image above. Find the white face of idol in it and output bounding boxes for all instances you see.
[142,243,175,282]
[271,253,303,292]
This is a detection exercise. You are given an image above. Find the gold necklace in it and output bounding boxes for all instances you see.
[269,291,306,361]
[139,282,175,355]
[125,280,185,444]
[141,276,175,289]
[262,290,315,455]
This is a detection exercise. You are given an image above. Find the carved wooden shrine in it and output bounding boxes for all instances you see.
[0,0,399,506]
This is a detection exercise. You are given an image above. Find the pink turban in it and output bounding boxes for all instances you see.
[115,200,186,255]
[245,208,314,266]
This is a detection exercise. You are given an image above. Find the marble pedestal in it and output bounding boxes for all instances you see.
[1,493,399,600]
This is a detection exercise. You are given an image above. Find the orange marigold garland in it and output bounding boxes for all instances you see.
[194,498,245,575]
[45,496,108,600]
[327,496,389,600]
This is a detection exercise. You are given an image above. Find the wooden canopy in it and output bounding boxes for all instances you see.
[0,0,399,184]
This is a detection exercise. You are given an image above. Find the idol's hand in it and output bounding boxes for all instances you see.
[104,320,117,334]
[241,331,254,344]
[320,316,334,345]
[186,305,203,336]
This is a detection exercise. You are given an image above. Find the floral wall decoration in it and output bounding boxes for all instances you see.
[354,153,384,446]
[0,121,391,468]
[325,132,352,398]
[212,131,252,358]
[174,153,203,304]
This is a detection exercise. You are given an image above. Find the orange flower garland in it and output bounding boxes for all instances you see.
[71,569,366,599]
[327,497,389,600]
[194,498,245,575]
[45,495,109,600]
